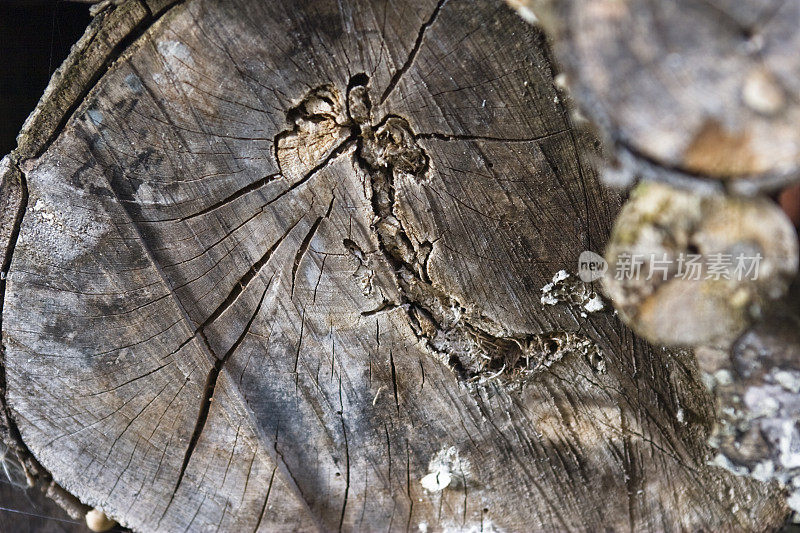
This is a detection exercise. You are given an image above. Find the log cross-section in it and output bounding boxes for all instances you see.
[0,0,788,531]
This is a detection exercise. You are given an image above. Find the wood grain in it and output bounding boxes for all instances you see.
[0,0,789,530]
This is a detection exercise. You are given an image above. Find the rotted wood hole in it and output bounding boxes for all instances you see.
[0,0,797,532]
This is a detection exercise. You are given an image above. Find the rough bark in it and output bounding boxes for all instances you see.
[0,0,790,531]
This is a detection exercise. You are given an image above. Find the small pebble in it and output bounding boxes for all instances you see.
[420,470,451,492]
[86,508,116,532]
[743,68,784,115]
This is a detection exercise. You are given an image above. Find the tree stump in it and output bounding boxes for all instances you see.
[0,0,789,531]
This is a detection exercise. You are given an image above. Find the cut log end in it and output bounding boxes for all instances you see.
[0,0,792,531]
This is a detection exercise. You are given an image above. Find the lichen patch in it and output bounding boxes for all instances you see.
[540,269,605,315]
[420,446,470,493]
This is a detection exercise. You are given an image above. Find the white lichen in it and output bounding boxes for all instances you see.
[420,446,470,493]
[584,295,605,313]
[540,270,605,313]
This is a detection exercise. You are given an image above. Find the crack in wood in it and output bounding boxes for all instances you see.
[251,466,277,533]
[337,386,350,533]
[293,309,304,389]
[163,278,272,523]
[177,172,281,222]
[153,121,355,225]
[389,349,400,414]
[29,0,188,160]
[351,74,604,386]
[414,129,571,143]
[379,0,448,105]
[360,301,403,317]
[201,219,298,331]
[84,361,172,397]
[290,196,335,298]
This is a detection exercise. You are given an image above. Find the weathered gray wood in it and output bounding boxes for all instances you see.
[0,0,790,531]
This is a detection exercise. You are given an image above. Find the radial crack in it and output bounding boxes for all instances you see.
[290,196,335,298]
[379,0,448,105]
[168,279,272,503]
[178,172,281,222]
[201,220,298,330]
[414,129,570,143]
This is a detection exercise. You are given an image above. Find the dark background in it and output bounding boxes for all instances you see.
[1,0,91,155]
